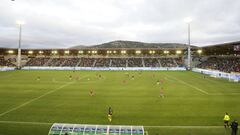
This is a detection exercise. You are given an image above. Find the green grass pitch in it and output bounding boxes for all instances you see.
[0,70,239,135]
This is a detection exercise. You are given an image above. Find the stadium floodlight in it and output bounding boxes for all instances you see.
[164,50,169,54]
[8,50,14,54]
[92,50,97,54]
[39,51,43,54]
[16,20,25,69]
[51,50,58,54]
[16,20,25,25]
[149,50,155,54]
[78,50,84,54]
[64,50,70,54]
[121,50,126,54]
[113,50,117,54]
[28,51,33,54]
[136,50,141,54]
[184,17,192,23]
[184,17,192,70]
[197,49,202,54]
[176,50,182,54]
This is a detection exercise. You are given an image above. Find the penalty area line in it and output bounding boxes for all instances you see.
[163,74,209,95]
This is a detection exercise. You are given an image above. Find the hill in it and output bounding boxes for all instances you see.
[70,40,194,49]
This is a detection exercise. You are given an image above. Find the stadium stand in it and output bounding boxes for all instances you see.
[197,56,240,73]
[62,58,80,67]
[127,58,143,67]
[110,58,127,67]
[0,57,15,67]
[25,57,50,66]
[159,58,177,67]
[79,58,95,67]
[95,58,111,67]
[144,58,160,67]
[1,40,240,72]
[23,57,186,68]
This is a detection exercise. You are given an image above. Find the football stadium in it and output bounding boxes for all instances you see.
[1,1,240,135]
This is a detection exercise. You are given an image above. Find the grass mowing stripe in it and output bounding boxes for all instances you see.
[0,75,88,117]
[163,73,209,95]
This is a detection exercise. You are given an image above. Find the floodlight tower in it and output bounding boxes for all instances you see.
[16,20,24,69]
[184,17,192,70]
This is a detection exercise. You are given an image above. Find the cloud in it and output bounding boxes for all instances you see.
[0,0,240,48]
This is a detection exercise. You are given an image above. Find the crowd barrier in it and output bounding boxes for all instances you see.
[0,67,15,71]
[192,68,240,82]
[22,66,186,71]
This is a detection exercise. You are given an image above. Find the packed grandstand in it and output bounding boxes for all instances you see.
[0,41,239,73]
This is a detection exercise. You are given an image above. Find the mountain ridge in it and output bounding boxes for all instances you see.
[70,40,195,49]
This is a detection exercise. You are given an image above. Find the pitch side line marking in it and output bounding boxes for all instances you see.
[144,125,223,128]
[0,75,88,117]
[209,93,240,95]
[0,120,224,129]
[163,74,209,95]
[0,120,52,125]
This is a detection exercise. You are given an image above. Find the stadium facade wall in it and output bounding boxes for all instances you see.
[22,66,186,71]
[192,68,240,82]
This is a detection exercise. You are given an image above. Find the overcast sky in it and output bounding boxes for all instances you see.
[0,0,240,48]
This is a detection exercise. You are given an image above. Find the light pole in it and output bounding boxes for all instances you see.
[16,21,24,69]
[184,17,192,70]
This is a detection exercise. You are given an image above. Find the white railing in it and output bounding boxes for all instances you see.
[192,68,240,82]
[0,67,15,71]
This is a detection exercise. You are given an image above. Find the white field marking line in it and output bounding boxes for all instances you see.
[0,120,52,125]
[163,74,209,95]
[52,75,106,84]
[0,82,73,117]
[190,74,240,95]
[52,79,73,84]
[0,75,89,117]
[164,77,175,82]
[0,120,224,129]
[144,125,223,129]
[209,93,240,95]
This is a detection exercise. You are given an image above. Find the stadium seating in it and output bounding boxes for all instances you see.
[62,58,80,67]
[111,58,127,67]
[25,57,50,66]
[23,57,185,68]
[197,57,240,73]
[144,58,160,67]
[95,58,111,67]
[0,57,15,67]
